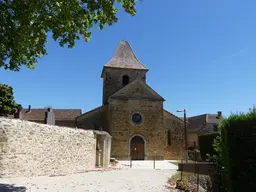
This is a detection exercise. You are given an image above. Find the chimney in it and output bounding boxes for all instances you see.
[216,111,222,119]
[14,104,23,119]
[26,105,31,113]
[45,107,55,125]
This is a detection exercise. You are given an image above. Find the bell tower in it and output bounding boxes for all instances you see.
[101,41,148,105]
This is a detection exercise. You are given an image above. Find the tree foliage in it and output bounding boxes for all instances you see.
[0,0,137,71]
[0,83,18,116]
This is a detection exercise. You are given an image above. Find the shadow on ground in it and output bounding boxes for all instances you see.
[0,184,26,192]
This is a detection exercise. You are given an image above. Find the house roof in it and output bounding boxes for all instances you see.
[76,105,107,121]
[110,79,165,101]
[187,113,220,133]
[187,114,207,130]
[17,108,82,121]
[102,41,148,72]
[76,105,108,130]
[163,109,184,123]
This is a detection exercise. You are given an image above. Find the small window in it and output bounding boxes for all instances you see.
[132,113,143,125]
[122,75,129,86]
[167,129,172,145]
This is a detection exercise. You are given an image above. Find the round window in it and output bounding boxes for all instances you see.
[132,113,143,125]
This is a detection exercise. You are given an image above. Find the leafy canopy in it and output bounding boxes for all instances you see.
[0,0,137,71]
[0,83,18,116]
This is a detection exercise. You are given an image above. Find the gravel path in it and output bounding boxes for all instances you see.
[0,161,178,192]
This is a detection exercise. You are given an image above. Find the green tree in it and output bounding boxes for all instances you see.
[0,83,18,116]
[0,0,137,71]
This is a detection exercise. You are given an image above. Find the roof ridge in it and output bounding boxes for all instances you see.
[126,41,148,70]
[76,105,107,120]
[18,108,82,121]
[163,109,184,123]
[137,80,165,101]
[110,79,165,101]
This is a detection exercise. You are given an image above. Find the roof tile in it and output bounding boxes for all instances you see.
[17,108,82,121]
[104,41,148,70]
[110,79,165,101]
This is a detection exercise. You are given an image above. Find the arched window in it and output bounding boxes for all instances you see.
[122,75,129,86]
[167,129,172,145]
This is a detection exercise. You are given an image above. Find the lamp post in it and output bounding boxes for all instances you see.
[177,109,188,163]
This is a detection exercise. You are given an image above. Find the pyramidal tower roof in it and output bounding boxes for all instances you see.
[103,41,148,70]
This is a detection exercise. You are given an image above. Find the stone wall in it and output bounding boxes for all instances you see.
[0,118,97,178]
[187,132,198,147]
[163,110,184,160]
[102,68,147,104]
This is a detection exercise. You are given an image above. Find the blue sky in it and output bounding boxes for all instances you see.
[1,0,256,117]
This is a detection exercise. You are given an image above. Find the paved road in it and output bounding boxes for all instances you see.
[0,161,178,192]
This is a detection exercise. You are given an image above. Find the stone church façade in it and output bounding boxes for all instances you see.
[76,41,184,160]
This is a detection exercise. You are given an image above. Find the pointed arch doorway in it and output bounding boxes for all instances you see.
[129,135,145,160]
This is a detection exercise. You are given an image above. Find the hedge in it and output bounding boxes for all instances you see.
[215,109,256,192]
[198,133,218,161]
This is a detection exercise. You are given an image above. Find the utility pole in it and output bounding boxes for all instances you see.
[177,109,188,163]
[184,109,188,163]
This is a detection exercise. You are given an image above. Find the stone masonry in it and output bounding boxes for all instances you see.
[0,118,97,178]
[77,41,185,160]
[163,110,184,159]
[108,99,184,160]
[102,68,147,104]
[108,99,165,159]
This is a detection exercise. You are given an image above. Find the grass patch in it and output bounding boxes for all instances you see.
[169,161,179,166]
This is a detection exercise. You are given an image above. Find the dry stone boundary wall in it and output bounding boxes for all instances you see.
[0,118,96,178]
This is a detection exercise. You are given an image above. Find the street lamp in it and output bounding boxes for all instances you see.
[176,109,188,163]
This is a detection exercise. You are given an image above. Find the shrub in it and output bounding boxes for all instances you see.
[214,109,256,192]
[198,133,218,161]
[188,150,201,161]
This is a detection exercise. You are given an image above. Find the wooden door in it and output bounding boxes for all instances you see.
[130,136,145,160]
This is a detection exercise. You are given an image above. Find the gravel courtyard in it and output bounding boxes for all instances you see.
[0,161,178,192]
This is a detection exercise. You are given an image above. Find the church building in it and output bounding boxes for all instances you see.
[76,41,184,160]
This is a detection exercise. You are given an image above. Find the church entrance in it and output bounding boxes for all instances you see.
[130,136,145,160]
